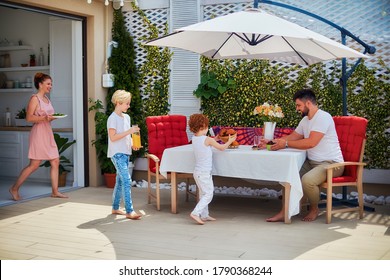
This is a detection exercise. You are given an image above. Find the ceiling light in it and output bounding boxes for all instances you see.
[87,0,131,10]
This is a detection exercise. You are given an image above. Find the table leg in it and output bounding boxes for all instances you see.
[171,172,177,214]
[281,182,291,224]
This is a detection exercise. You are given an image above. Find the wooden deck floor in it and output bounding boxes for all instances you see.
[0,186,389,260]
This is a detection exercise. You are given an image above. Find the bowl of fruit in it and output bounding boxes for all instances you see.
[218,128,236,142]
[218,128,239,148]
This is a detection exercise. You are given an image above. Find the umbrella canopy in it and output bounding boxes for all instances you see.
[146,8,368,65]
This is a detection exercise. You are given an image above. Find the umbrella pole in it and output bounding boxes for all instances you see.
[341,35,347,116]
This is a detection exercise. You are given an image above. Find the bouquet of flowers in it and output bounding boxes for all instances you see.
[253,102,284,123]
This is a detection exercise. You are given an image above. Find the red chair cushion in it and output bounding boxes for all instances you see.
[333,116,368,180]
[331,176,356,184]
[146,115,189,172]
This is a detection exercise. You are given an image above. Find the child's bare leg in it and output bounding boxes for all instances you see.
[202,216,216,221]
[126,211,141,220]
[112,209,126,215]
[190,213,205,225]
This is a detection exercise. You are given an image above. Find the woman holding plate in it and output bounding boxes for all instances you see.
[9,72,68,200]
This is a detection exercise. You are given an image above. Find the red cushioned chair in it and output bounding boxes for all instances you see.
[320,116,368,224]
[146,115,195,210]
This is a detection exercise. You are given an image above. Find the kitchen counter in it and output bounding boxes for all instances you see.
[0,126,72,132]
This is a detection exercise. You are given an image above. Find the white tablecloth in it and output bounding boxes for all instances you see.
[160,144,306,219]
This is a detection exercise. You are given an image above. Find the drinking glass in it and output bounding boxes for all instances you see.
[131,124,141,148]
[253,135,263,148]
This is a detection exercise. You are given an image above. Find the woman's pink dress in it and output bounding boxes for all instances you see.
[28,94,59,160]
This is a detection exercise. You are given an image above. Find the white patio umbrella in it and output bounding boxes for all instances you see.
[145,8,368,65]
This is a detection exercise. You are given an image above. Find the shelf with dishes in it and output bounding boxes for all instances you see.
[0,45,34,52]
[0,88,35,93]
[0,65,50,72]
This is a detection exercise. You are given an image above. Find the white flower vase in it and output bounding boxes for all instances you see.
[263,122,276,140]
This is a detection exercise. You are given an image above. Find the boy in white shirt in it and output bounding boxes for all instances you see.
[188,114,236,225]
[107,90,141,220]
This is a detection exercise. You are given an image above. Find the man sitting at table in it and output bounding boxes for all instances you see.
[264,88,344,222]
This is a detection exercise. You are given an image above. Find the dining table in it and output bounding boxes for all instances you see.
[159,144,306,223]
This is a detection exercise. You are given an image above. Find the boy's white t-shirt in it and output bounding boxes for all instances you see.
[192,135,212,173]
[107,112,132,158]
[295,109,343,163]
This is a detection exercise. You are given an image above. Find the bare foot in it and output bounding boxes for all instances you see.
[266,211,285,222]
[302,208,319,222]
[112,209,126,215]
[126,211,141,220]
[202,216,216,221]
[51,192,68,198]
[190,213,205,225]
[9,187,20,201]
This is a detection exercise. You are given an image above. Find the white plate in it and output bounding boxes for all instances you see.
[227,145,239,149]
[52,114,67,119]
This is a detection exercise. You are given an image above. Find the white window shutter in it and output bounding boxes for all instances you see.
[169,0,201,117]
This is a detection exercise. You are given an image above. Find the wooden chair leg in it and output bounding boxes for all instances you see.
[326,184,333,224]
[147,170,152,204]
[156,174,160,211]
[357,182,364,219]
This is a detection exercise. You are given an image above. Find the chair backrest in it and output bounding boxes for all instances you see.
[146,115,189,171]
[333,116,368,179]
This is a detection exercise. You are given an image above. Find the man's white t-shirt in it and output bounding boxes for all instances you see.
[295,109,343,163]
[107,112,132,158]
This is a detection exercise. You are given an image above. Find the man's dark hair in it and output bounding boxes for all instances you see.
[293,89,317,105]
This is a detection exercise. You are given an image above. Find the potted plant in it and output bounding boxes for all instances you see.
[40,133,76,187]
[88,98,117,187]
[15,107,31,127]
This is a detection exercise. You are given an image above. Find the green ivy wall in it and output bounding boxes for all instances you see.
[194,58,389,169]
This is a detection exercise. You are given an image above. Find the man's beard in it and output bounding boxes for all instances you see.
[300,106,309,117]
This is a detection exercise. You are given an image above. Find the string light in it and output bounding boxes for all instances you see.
[87,0,130,8]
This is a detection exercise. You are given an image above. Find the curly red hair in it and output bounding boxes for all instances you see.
[189,114,209,133]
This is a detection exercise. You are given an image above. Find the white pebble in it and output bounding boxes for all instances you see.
[373,196,385,205]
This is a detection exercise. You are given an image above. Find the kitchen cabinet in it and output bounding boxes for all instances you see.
[0,130,72,183]
[0,131,21,177]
